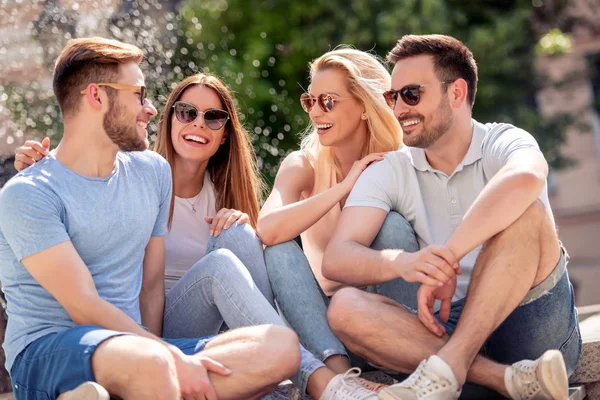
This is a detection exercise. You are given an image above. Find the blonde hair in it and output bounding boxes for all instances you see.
[300,48,402,176]
[155,73,265,229]
[53,37,143,117]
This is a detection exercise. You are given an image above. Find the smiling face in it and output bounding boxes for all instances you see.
[390,55,454,149]
[170,85,228,165]
[103,62,157,151]
[308,68,367,148]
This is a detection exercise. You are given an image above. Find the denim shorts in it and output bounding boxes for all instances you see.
[9,325,214,400]
[436,249,582,375]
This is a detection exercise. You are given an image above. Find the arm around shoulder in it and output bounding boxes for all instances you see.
[257,151,316,246]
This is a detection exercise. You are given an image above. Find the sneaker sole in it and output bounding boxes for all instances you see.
[538,350,569,400]
[57,382,110,400]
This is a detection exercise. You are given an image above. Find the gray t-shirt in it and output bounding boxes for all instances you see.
[0,150,172,371]
[346,120,552,300]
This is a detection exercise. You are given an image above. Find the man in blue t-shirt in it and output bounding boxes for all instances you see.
[0,37,299,400]
[323,35,580,400]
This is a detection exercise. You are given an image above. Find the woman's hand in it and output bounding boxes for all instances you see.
[340,152,387,194]
[14,137,51,171]
[205,208,249,237]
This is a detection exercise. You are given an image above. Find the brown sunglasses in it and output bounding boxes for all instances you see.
[81,83,147,106]
[300,93,345,113]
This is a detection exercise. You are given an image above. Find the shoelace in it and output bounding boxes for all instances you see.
[338,368,378,399]
[400,361,451,396]
[512,361,541,400]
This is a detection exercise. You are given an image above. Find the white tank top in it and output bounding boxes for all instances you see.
[164,172,217,290]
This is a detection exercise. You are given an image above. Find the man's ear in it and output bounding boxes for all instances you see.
[449,79,468,109]
[83,84,105,111]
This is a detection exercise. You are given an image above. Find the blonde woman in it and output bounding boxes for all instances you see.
[258,49,423,379]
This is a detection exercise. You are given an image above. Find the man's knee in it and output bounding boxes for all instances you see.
[270,325,301,372]
[93,336,177,394]
[327,287,368,334]
[513,199,548,229]
[253,325,301,380]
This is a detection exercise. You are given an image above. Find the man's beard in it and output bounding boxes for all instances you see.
[402,96,453,149]
[103,99,148,152]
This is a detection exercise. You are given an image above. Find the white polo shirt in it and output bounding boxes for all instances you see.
[345,119,553,300]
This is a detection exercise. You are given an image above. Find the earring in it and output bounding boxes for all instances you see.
[361,114,367,120]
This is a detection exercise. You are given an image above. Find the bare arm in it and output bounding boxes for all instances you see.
[140,236,165,336]
[23,241,158,339]
[257,151,385,246]
[446,149,548,259]
[323,207,456,287]
[258,151,339,245]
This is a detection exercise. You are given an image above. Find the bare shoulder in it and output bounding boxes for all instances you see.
[275,150,315,195]
[280,150,313,170]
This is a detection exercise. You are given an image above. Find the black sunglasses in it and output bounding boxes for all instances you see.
[383,81,452,108]
[172,101,230,130]
[300,93,345,113]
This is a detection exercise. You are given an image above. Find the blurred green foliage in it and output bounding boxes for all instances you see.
[174,0,577,182]
[2,0,582,184]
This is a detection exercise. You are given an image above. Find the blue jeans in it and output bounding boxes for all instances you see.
[264,211,420,364]
[162,222,323,394]
[9,325,213,400]
[265,212,581,386]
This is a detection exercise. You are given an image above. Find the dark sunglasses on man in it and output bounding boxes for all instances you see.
[172,101,230,131]
[383,81,453,109]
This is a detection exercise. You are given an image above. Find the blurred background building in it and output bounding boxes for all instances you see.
[0,0,599,305]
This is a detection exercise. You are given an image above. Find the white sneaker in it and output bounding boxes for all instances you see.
[319,368,379,400]
[57,381,110,400]
[504,350,569,400]
[378,356,460,400]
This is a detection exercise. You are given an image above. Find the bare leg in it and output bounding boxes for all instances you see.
[93,325,300,400]
[324,354,352,374]
[438,200,560,386]
[197,325,301,400]
[92,335,180,400]
[328,288,508,394]
[328,201,561,396]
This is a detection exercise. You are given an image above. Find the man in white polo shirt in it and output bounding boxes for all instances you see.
[322,34,580,400]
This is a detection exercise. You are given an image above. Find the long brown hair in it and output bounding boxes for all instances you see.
[154,73,265,229]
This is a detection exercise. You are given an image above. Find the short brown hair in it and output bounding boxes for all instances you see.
[53,37,144,117]
[387,34,478,108]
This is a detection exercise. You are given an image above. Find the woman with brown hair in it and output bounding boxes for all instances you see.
[15,72,380,400]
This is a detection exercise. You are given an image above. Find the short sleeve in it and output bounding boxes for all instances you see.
[345,156,398,212]
[0,178,70,261]
[482,125,543,178]
[151,159,173,237]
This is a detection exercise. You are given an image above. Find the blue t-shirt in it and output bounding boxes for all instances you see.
[0,150,172,372]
